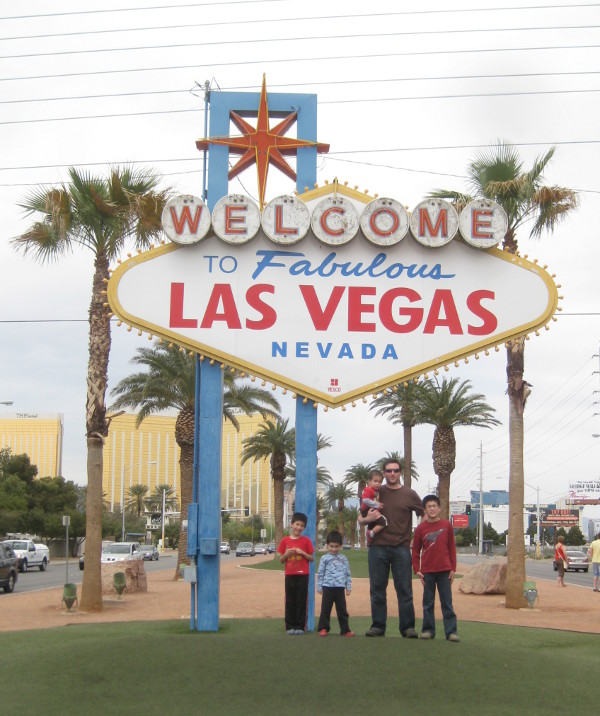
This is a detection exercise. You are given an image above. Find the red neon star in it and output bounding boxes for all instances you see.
[196,75,329,208]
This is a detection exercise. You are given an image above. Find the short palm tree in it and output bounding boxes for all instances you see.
[326,482,355,537]
[241,418,296,547]
[415,378,500,519]
[146,484,178,513]
[370,381,429,488]
[110,341,280,575]
[14,166,170,612]
[126,484,149,518]
[430,142,578,607]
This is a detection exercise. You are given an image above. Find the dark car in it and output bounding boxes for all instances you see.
[0,542,18,593]
[140,545,159,561]
[254,543,269,555]
[267,543,276,554]
[236,541,255,557]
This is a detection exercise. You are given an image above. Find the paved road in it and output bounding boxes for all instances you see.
[458,554,594,588]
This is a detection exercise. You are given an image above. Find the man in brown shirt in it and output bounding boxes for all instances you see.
[358,459,423,638]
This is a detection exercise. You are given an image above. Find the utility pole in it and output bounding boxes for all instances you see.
[478,442,484,555]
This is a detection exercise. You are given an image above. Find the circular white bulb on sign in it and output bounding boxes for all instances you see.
[161,194,211,245]
[409,198,459,248]
[459,199,508,249]
[262,195,310,245]
[311,195,359,246]
[212,194,260,244]
[360,197,409,247]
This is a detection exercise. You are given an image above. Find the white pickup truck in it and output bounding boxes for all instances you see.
[4,539,50,572]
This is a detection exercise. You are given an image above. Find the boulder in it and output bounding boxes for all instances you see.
[459,561,506,594]
[101,561,147,595]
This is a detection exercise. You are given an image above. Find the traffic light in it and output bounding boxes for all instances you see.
[244,506,249,516]
[465,504,472,515]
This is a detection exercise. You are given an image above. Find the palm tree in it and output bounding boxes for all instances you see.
[126,484,149,518]
[241,418,295,547]
[146,484,178,513]
[110,341,280,575]
[370,381,429,488]
[284,433,333,489]
[344,506,361,548]
[415,378,499,520]
[14,166,169,611]
[376,451,419,482]
[343,462,374,548]
[326,482,355,537]
[315,494,328,548]
[430,142,578,607]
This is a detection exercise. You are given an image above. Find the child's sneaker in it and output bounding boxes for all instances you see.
[342,631,355,637]
[318,629,328,637]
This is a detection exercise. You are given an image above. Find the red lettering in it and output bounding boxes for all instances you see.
[169,283,198,328]
[300,285,345,330]
[348,287,376,331]
[472,209,493,239]
[423,290,462,334]
[379,288,423,333]
[169,205,203,235]
[225,205,247,234]
[419,208,448,238]
[274,204,298,236]
[320,207,344,236]
[246,284,277,329]
[369,208,400,237]
[467,290,497,335]
[200,284,241,329]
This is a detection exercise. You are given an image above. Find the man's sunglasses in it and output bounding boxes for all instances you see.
[384,468,401,473]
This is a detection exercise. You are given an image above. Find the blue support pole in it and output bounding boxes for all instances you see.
[195,360,224,631]
[294,397,318,632]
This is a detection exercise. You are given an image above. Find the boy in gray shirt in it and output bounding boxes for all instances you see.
[316,530,354,637]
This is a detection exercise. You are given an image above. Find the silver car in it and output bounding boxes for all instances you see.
[235,541,255,557]
[101,542,143,564]
[254,543,268,555]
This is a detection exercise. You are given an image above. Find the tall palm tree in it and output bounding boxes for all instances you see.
[284,433,333,489]
[344,506,361,548]
[343,462,374,548]
[126,484,149,518]
[315,494,327,548]
[415,378,500,520]
[110,341,280,575]
[146,484,178,513]
[14,166,169,611]
[326,482,355,537]
[431,142,578,607]
[370,381,429,488]
[241,418,295,547]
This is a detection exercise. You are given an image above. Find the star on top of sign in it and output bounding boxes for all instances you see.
[196,75,330,209]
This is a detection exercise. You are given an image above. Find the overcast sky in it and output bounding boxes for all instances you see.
[2,0,600,520]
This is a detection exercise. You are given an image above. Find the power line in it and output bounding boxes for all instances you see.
[5,25,600,61]
[3,43,599,83]
[3,2,598,21]
[4,70,600,106]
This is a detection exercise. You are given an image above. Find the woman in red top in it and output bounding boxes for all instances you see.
[555,535,569,587]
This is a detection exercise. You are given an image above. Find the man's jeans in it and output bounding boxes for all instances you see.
[368,544,415,634]
[422,571,457,638]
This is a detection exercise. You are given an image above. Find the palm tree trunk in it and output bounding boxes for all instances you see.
[437,471,451,521]
[80,252,111,612]
[505,339,528,608]
[175,408,195,579]
[432,426,455,521]
[273,475,284,546]
[403,422,413,489]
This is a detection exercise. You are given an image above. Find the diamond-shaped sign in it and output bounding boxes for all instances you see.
[108,185,557,407]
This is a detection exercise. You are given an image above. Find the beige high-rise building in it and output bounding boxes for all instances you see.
[0,412,64,477]
[103,412,273,516]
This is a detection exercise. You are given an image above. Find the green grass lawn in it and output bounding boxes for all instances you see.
[3,618,597,716]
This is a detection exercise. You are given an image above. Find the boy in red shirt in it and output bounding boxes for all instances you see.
[412,494,459,642]
[277,512,315,635]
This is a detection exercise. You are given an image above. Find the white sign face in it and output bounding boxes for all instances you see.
[212,194,261,244]
[311,195,359,246]
[569,481,600,499]
[360,197,409,247]
[410,198,459,248]
[262,195,311,245]
[109,227,558,407]
[161,195,211,245]
[459,199,507,249]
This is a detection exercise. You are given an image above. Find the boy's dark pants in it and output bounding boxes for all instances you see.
[317,586,351,634]
[285,574,309,631]
[422,571,457,638]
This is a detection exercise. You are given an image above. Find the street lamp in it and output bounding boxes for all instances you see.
[122,461,157,541]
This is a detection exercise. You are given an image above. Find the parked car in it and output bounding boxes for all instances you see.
[140,545,159,561]
[3,539,49,572]
[267,543,276,554]
[220,541,230,554]
[100,542,143,564]
[553,549,589,572]
[0,542,18,593]
[254,543,269,555]
[236,541,255,557]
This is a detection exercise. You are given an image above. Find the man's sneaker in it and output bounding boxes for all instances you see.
[420,631,434,640]
[365,627,385,637]
[447,633,460,642]
[342,631,355,637]
[403,628,419,639]
[318,629,328,637]
[294,629,305,635]
[286,629,295,635]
